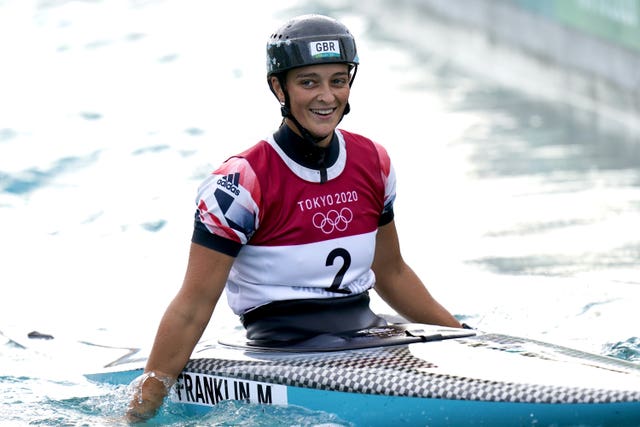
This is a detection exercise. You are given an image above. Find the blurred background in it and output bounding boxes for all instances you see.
[1,0,639,425]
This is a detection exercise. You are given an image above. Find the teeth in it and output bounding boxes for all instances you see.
[312,108,334,115]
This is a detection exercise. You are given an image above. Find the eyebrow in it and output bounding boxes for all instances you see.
[294,71,349,79]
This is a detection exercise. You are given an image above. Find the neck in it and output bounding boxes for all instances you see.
[274,123,339,170]
[284,118,332,147]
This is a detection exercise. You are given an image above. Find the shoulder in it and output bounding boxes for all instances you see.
[338,129,391,173]
[236,139,272,158]
[337,128,374,145]
[198,140,272,198]
[213,139,273,175]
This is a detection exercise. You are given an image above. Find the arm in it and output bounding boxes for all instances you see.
[372,220,461,328]
[126,242,234,422]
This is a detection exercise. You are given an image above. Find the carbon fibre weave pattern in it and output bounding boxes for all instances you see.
[184,334,640,404]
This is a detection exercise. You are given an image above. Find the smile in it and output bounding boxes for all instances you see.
[310,108,336,116]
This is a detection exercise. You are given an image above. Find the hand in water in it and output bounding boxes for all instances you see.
[125,372,173,423]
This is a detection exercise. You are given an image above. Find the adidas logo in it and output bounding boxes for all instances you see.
[216,173,241,196]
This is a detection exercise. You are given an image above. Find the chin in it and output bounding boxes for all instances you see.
[312,120,339,134]
[312,127,336,138]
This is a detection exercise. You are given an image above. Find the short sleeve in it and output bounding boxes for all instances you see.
[192,156,262,255]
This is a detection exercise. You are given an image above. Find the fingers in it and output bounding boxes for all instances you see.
[125,372,172,423]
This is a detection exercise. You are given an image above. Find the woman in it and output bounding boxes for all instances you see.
[126,14,462,422]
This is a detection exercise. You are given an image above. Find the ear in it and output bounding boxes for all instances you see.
[270,76,286,104]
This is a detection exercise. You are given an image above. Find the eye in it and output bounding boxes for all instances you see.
[297,78,316,88]
[332,77,348,87]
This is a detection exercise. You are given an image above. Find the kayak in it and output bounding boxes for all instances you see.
[85,324,640,426]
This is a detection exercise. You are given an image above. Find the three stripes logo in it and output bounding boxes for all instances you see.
[216,172,241,196]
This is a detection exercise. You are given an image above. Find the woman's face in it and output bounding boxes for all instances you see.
[273,63,351,147]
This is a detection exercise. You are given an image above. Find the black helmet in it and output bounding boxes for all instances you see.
[266,14,359,77]
[266,15,359,153]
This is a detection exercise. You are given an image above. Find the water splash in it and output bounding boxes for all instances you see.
[604,337,640,362]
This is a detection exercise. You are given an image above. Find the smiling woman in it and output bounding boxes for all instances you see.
[266,14,359,149]
[125,13,462,422]
[271,63,352,146]
[3,0,638,425]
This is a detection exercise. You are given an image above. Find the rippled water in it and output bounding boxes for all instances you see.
[1,0,639,425]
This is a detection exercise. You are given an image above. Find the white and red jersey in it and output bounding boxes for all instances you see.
[193,128,396,315]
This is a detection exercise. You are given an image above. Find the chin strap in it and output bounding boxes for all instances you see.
[270,64,357,146]
[280,104,330,183]
[273,71,354,183]
[280,104,328,145]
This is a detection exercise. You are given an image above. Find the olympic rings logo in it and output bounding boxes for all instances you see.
[312,208,353,234]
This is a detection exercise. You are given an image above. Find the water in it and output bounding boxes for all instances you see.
[1,0,639,425]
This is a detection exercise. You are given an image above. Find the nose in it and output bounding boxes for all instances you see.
[316,82,336,104]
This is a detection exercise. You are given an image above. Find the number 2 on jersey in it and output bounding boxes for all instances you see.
[325,248,352,294]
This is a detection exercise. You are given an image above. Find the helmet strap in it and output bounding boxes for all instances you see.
[281,104,330,145]
[279,101,331,183]
[277,75,330,146]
